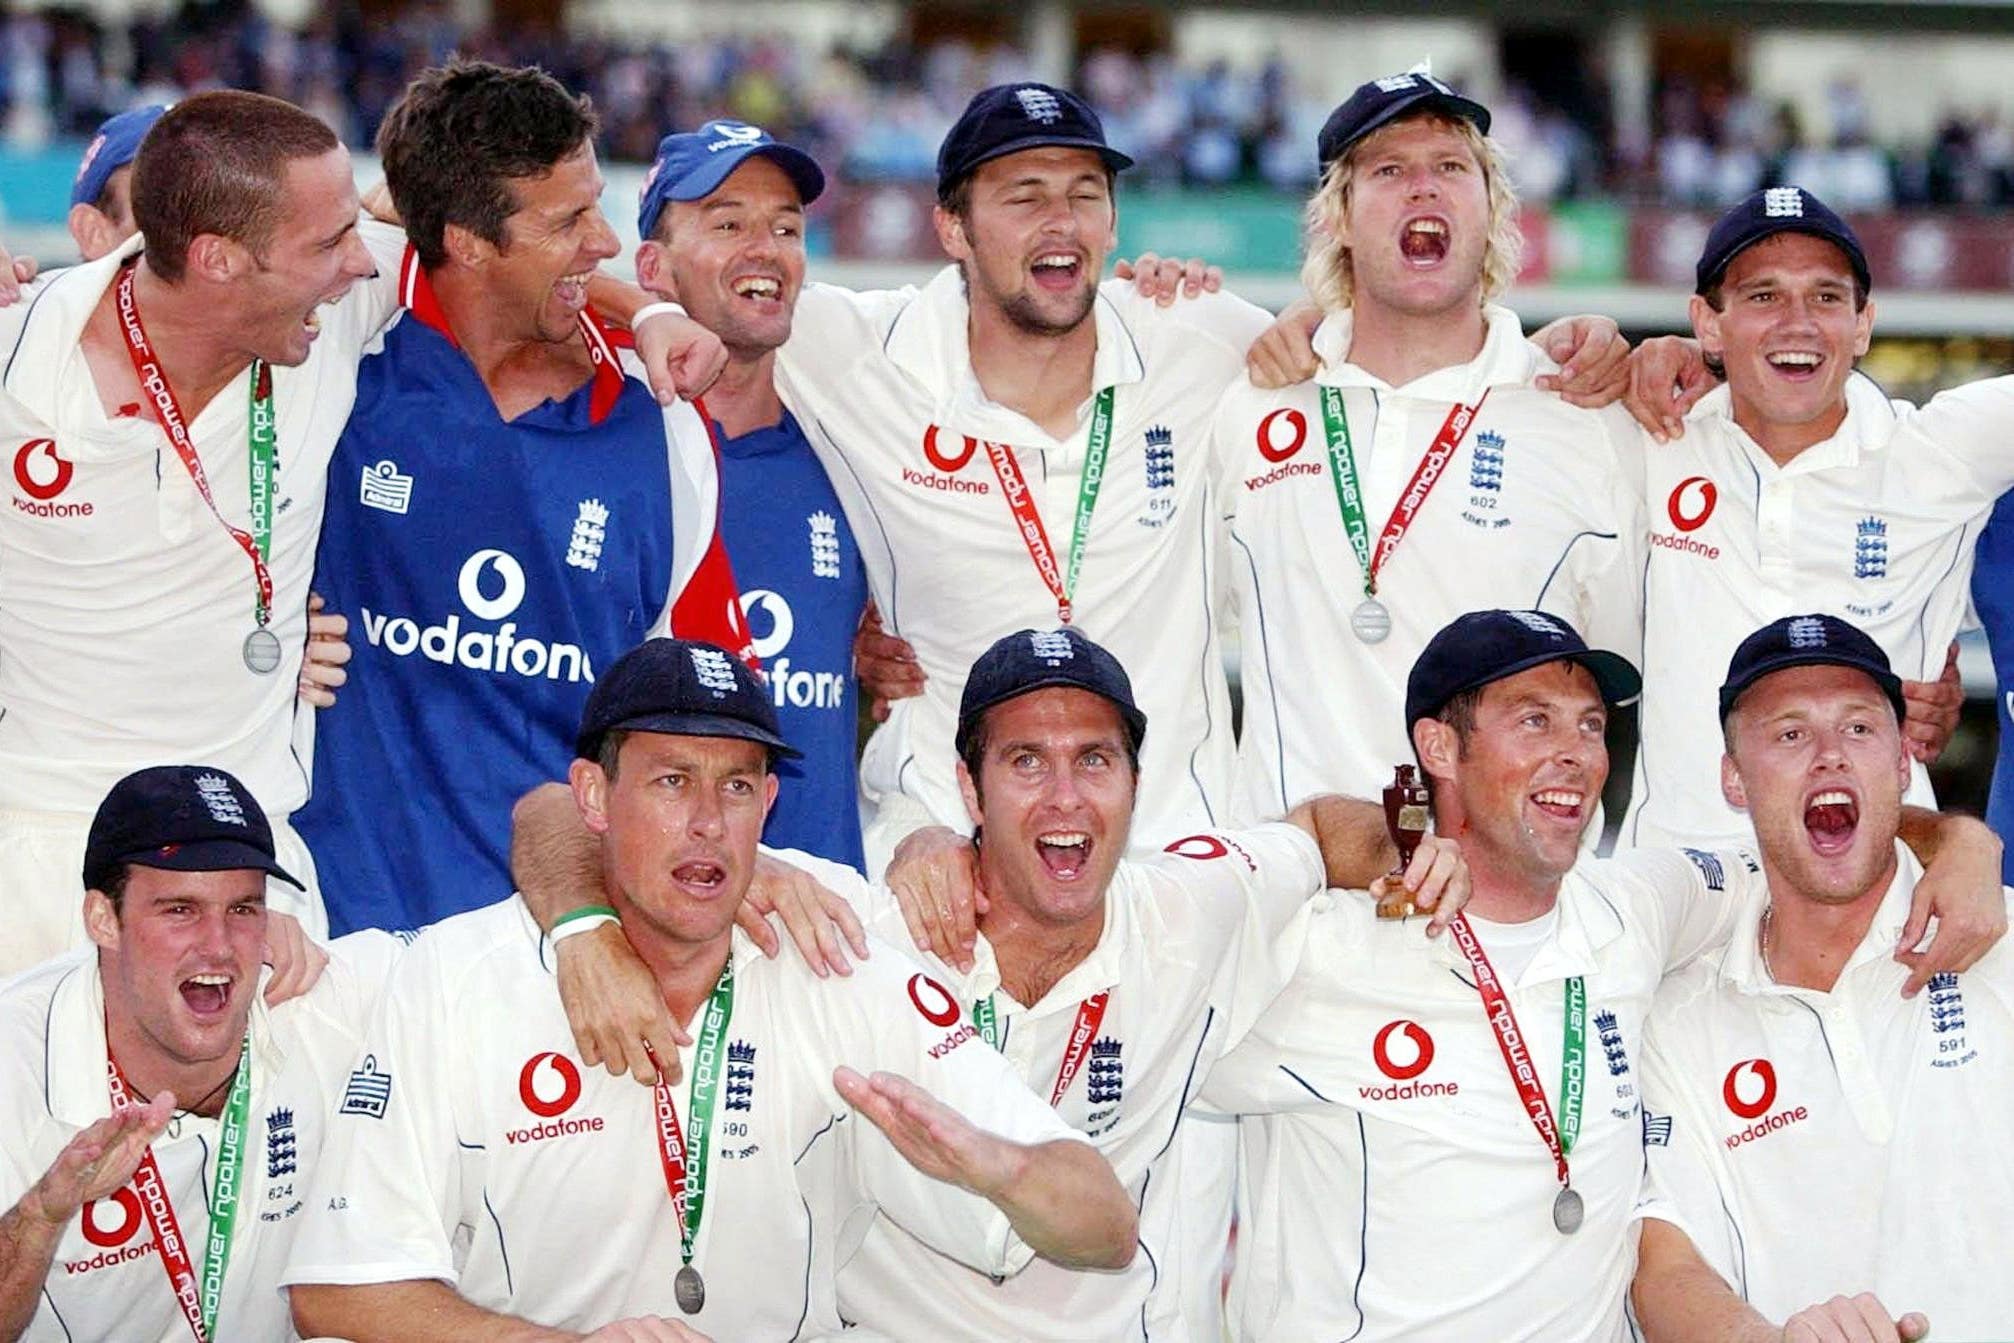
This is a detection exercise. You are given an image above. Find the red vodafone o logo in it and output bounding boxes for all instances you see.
[518,1051,583,1118]
[1722,1058,1777,1120]
[1255,408,1308,463]
[13,439,73,501]
[1667,475,1718,532]
[1163,834,1229,861]
[1372,1020,1436,1081]
[907,972,962,1028]
[922,426,979,473]
[81,1189,143,1247]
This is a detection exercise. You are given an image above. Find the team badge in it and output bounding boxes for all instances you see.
[1086,1038,1124,1106]
[1139,426,1175,528]
[1853,516,1888,580]
[809,511,842,579]
[266,1107,298,1178]
[565,499,609,572]
[1462,429,1511,529]
[726,1041,757,1111]
[339,1055,394,1118]
[1927,972,1977,1069]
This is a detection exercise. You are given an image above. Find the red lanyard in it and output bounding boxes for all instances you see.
[978,386,1117,625]
[1446,915,1574,1192]
[113,264,275,624]
[972,990,1111,1106]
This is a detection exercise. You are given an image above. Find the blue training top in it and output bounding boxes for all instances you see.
[1974,490,2014,884]
[716,408,868,871]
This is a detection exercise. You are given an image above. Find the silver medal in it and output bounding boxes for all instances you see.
[1551,1186,1584,1235]
[242,627,283,675]
[1350,597,1392,644]
[674,1264,706,1314]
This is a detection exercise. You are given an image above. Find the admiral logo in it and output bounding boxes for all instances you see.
[12,438,92,518]
[339,1055,393,1118]
[1721,1057,1809,1147]
[1682,847,1726,892]
[360,549,595,683]
[906,426,990,495]
[64,1190,153,1275]
[1642,1110,1673,1147]
[1653,476,1720,559]
[726,1041,756,1111]
[359,459,413,514]
[739,590,845,709]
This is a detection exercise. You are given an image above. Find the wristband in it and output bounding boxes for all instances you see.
[630,301,687,332]
[548,903,621,945]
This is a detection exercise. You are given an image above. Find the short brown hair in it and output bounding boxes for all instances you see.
[131,91,341,283]
[379,60,599,271]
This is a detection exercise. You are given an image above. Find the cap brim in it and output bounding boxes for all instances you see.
[123,839,305,891]
[597,711,803,761]
[1325,90,1492,166]
[1717,653,1906,723]
[670,143,826,207]
[1696,224,1872,296]
[941,135,1135,191]
[1418,647,1642,725]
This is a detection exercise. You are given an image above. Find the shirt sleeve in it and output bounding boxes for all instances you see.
[280,931,481,1290]
[1559,406,1650,670]
[823,939,1089,1280]
[1634,1008,1745,1291]
[758,845,909,946]
[1901,374,2014,500]
[1607,847,1766,973]
[319,217,411,355]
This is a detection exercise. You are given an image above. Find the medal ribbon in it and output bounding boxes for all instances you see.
[981,386,1116,624]
[972,990,1111,1107]
[105,1036,254,1342]
[1446,915,1585,1193]
[651,954,736,1273]
[1316,385,1488,599]
[114,264,277,628]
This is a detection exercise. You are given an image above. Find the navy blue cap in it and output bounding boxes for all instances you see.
[1317,70,1490,171]
[83,765,302,894]
[636,119,826,241]
[1406,610,1641,729]
[1695,187,1871,296]
[936,83,1134,201]
[576,637,799,763]
[955,627,1148,759]
[1718,614,1904,724]
[72,104,169,209]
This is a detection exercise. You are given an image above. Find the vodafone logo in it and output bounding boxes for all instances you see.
[1667,476,1717,532]
[1255,409,1307,463]
[743,589,794,660]
[459,549,529,621]
[519,1051,583,1118]
[13,439,72,500]
[907,972,961,1028]
[1372,1020,1436,1080]
[82,1189,143,1247]
[923,426,979,473]
[1163,834,1228,861]
[1721,1058,1776,1120]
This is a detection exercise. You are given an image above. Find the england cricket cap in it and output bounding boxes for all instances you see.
[1717,613,1904,724]
[1695,187,1871,296]
[575,637,799,763]
[1406,610,1641,729]
[955,627,1148,759]
[636,119,826,241]
[83,765,302,893]
[1317,69,1490,170]
[936,83,1134,203]
[72,104,169,209]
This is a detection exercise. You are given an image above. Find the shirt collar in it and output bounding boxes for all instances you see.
[1312,303,1536,402]
[4,235,147,438]
[1723,841,1924,994]
[963,883,1131,1012]
[1686,370,1898,476]
[881,264,1146,443]
[48,954,282,1129]
[397,245,626,425]
[1424,869,1629,987]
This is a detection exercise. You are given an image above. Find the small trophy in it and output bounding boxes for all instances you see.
[1377,764,1431,919]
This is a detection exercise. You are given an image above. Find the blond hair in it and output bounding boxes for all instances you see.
[1299,113,1523,315]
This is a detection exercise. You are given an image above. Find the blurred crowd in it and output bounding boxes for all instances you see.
[8,0,2014,209]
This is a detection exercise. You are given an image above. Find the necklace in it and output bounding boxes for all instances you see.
[125,1064,239,1117]
[1758,904,1779,983]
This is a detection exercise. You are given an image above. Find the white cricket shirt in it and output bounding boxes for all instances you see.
[0,224,407,818]
[775,270,1272,871]
[779,824,1326,1341]
[1625,373,2014,848]
[281,897,1091,1338]
[0,932,402,1342]
[1214,306,1648,821]
[1201,845,1761,1342]
[1637,845,2014,1334]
